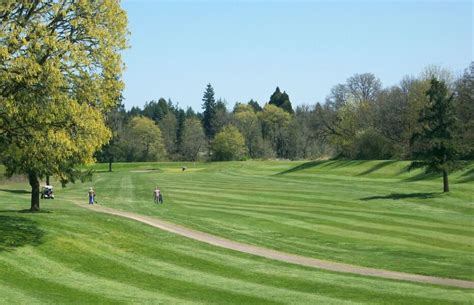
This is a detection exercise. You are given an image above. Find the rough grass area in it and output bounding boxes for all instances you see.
[0,160,473,304]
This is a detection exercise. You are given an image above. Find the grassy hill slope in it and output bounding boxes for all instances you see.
[60,160,474,281]
[0,160,472,304]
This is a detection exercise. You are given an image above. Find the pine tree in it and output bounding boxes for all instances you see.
[202,83,217,139]
[176,109,186,156]
[409,78,460,192]
[248,99,262,112]
[269,87,294,114]
[269,87,283,107]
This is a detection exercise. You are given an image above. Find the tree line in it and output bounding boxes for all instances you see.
[97,63,473,167]
[3,2,469,211]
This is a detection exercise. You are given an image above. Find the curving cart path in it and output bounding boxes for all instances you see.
[81,203,474,289]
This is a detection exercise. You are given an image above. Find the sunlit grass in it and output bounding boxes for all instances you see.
[0,160,473,304]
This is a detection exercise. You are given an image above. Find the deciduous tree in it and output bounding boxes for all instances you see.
[259,104,291,158]
[454,63,474,159]
[181,117,207,161]
[159,112,178,158]
[233,106,262,158]
[123,117,165,162]
[0,1,128,210]
[211,125,247,161]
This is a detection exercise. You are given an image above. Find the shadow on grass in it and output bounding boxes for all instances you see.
[360,192,439,201]
[276,160,327,175]
[276,160,370,175]
[0,209,52,214]
[0,188,30,194]
[18,209,52,214]
[356,160,397,176]
[403,172,440,182]
[456,168,474,184]
[0,215,45,252]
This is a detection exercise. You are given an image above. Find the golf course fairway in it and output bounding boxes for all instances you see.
[0,160,472,304]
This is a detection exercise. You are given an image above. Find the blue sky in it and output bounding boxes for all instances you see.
[121,0,473,111]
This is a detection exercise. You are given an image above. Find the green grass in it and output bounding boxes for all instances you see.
[66,160,474,281]
[0,160,473,304]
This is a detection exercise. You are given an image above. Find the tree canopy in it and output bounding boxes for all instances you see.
[0,1,128,210]
[409,78,460,192]
[202,83,217,139]
[123,116,165,162]
[211,125,247,161]
[90,62,471,189]
[269,87,294,114]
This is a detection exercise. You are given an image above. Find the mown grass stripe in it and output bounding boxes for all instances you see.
[171,202,468,253]
[168,196,474,242]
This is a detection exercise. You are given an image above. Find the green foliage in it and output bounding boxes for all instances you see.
[58,63,474,164]
[181,117,207,161]
[211,125,247,161]
[403,78,431,157]
[248,99,262,112]
[354,129,392,160]
[288,105,327,159]
[175,108,186,156]
[123,117,165,162]
[410,78,461,191]
[201,83,217,139]
[259,104,291,158]
[323,102,359,158]
[454,64,474,159]
[95,104,128,171]
[142,98,175,122]
[0,1,128,209]
[233,107,263,158]
[213,99,230,135]
[159,113,178,158]
[233,103,254,114]
[269,87,294,114]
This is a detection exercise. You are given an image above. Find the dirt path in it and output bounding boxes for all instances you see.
[82,204,474,289]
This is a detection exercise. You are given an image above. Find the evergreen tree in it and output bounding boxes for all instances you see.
[143,98,171,122]
[409,78,460,193]
[176,108,186,156]
[128,106,142,117]
[269,87,294,113]
[202,83,217,139]
[248,99,263,112]
[185,107,197,118]
[269,87,283,107]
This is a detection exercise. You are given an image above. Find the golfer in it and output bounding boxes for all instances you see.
[153,187,163,204]
[88,187,96,205]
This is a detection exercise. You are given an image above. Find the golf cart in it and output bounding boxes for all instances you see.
[41,185,55,199]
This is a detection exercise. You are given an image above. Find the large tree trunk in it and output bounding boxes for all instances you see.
[46,175,50,185]
[28,172,40,211]
[443,170,449,193]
